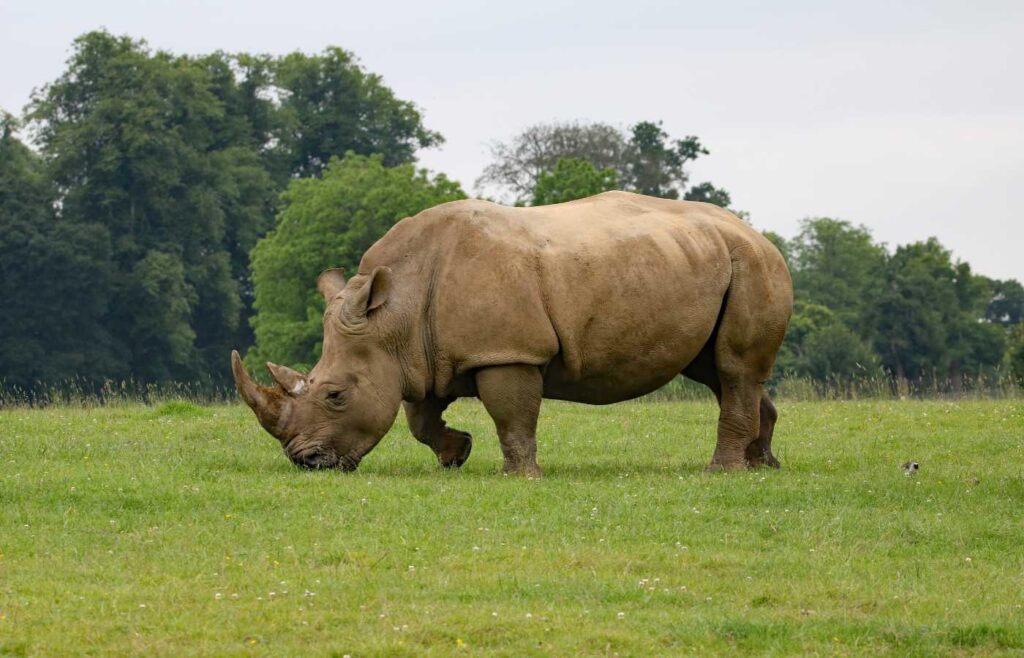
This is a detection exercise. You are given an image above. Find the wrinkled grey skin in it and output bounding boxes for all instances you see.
[233,191,793,474]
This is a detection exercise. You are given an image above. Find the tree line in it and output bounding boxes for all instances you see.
[1,30,1021,394]
[1,31,437,389]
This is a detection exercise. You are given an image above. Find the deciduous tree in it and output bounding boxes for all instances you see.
[477,120,730,206]
[0,114,118,387]
[248,154,464,369]
[531,158,618,206]
[273,48,442,178]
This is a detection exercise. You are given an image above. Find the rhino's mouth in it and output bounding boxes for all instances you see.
[288,446,361,472]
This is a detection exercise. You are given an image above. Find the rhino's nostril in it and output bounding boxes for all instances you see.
[289,449,339,470]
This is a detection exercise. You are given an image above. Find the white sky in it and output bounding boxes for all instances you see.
[3,0,1022,280]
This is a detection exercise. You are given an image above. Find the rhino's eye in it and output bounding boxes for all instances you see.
[324,389,347,407]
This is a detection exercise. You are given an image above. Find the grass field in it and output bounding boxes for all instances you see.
[1,398,1022,656]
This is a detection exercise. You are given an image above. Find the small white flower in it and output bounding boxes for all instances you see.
[616,612,625,620]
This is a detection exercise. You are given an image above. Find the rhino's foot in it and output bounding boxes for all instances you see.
[704,459,748,473]
[436,429,472,468]
[745,440,781,469]
[746,452,781,469]
[503,461,543,478]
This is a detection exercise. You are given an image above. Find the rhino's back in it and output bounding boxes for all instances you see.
[365,191,777,402]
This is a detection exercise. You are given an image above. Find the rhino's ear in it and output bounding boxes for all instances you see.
[317,268,346,302]
[267,362,308,396]
[343,266,392,322]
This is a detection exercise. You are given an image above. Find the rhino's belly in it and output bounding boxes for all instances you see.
[540,323,711,405]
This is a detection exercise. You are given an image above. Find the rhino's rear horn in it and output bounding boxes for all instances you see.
[267,362,307,395]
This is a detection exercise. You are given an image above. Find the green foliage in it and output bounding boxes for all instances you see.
[479,120,730,208]
[627,121,706,199]
[986,278,1024,325]
[25,31,278,384]
[248,154,465,369]
[797,322,879,381]
[776,302,878,380]
[872,239,1005,380]
[8,30,444,390]
[0,115,119,388]
[682,181,732,208]
[780,220,1018,388]
[477,121,632,201]
[128,250,200,381]
[273,48,443,177]
[788,218,886,334]
[1008,325,1024,383]
[530,158,618,205]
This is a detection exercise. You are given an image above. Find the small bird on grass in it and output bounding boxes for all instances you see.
[901,461,919,476]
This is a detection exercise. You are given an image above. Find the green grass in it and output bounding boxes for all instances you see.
[1,399,1022,656]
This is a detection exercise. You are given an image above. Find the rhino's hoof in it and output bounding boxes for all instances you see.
[748,455,782,469]
[503,462,543,478]
[438,430,472,468]
[704,460,747,473]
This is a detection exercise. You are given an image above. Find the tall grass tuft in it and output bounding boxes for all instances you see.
[641,370,1022,402]
[0,376,234,409]
[2,369,1020,408]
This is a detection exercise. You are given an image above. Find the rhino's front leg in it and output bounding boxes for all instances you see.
[404,396,473,468]
[475,364,543,477]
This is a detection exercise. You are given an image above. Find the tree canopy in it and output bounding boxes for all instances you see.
[531,158,618,206]
[778,220,1014,388]
[0,114,118,388]
[478,120,732,209]
[247,154,465,369]
[6,30,442,390]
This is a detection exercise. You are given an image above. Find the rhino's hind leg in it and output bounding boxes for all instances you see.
[475,364,544,477]
[704,375,761,470]
[693,250,789,471]
[684,339,783,470]
[745,396,781,468]
[404,397,473,468]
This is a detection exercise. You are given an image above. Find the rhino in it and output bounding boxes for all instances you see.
[232,191,792,474]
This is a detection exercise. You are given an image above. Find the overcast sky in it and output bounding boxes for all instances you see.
[3,0,1022,280]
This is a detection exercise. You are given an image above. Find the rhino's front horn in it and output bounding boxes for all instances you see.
[231,350,284,429]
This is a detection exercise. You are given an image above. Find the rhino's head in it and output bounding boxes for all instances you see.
[231,267,403,471]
